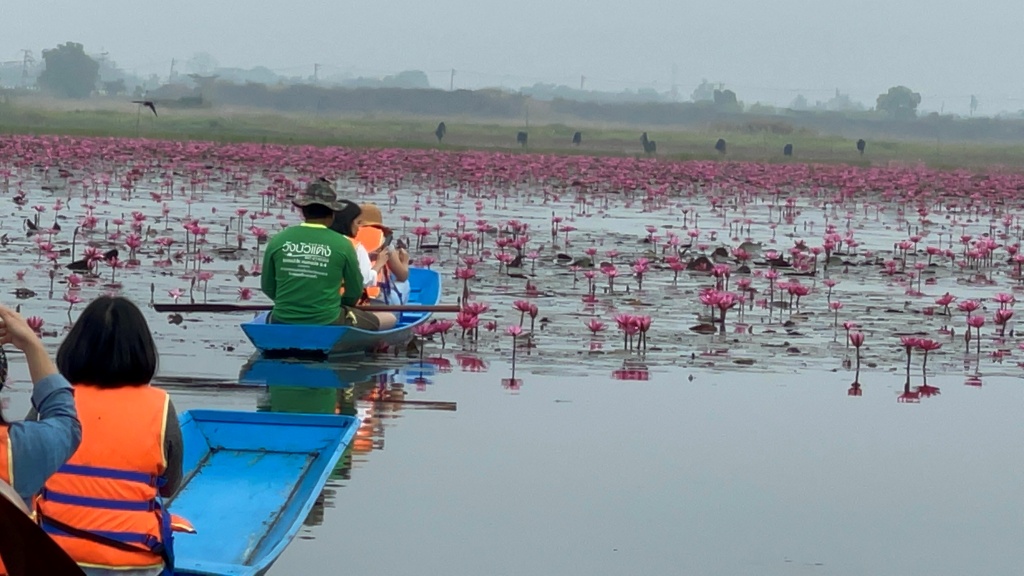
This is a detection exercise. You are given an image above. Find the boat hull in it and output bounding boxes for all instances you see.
[170,410,358,576]
[240,267,442,357]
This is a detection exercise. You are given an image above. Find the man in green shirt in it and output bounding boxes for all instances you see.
[261,179,381,329]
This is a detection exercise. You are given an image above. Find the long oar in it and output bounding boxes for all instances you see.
[152,303,461,314]
[0,480,85,575]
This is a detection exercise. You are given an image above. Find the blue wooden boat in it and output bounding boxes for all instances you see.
[238,354,390,388]
[240,267,442,357]
[169,409,359,576]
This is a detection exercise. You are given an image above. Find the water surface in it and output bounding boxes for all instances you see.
[8,357,1016,576]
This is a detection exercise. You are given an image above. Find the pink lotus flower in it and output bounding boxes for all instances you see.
[463,302,490,316]
[994,309,1014,326]
[900,336,920,350]
[585,319,607,335]
[512,300,533,313]
[849,332,865,348]
[957,300,980,316]
[413,323,437,337]
[994,293,1015,309]
[26,316,44,334]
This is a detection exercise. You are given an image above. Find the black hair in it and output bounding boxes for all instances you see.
[329,201,362,238]
[57,296,158,388]
[301,204,335,220]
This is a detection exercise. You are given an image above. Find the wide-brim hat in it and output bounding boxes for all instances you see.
[358,203,384,225]
[293,179,345,211]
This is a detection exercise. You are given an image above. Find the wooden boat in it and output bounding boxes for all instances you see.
[169,409,359,576]
[240,267,442,357]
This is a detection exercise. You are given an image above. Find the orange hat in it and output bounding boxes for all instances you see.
[359,203,383,225]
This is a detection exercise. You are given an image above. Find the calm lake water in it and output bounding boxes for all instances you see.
[6,356,1020,576]
[4,139,1024,575]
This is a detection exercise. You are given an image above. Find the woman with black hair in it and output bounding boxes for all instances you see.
[34,296,186,576]
[330,200,377,293]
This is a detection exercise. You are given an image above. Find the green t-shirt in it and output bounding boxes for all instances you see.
[260,223,364,324]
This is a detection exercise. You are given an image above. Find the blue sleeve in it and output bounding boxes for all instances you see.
[8,374,82,504]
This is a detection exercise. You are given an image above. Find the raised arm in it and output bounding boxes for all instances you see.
[0,306,82,504]
[387,248,410,282]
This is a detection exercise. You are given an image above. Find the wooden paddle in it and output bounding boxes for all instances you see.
[152,303,461,314]
[372,399,457,411]
[0,480,85,575]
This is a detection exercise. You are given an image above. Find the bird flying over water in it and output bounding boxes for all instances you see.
[132,100,158,117]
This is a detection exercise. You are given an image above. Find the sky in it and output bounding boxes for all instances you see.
[3,0,1023,115]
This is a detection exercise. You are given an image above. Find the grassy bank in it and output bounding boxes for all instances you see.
[1,97,1022,171]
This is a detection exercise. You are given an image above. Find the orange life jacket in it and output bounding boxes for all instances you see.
[0,426,11,576]
[340,226,388,302]
[34,384,181,573]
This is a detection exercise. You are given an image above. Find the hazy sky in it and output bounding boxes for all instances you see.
[4,0,1023,114]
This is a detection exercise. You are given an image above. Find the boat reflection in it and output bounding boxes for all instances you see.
[239,353,389,388]
[248,356,451,529]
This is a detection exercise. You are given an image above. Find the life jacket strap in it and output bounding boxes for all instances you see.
[58,463,163,488]
[40,514,163,553]
[39,488,158,512]
[38,499,176,574]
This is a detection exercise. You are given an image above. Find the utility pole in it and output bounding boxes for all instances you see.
[449,69,455,91]
[580,75,585,91]
[169,58,176,83]
[671,64,678,101]
[20,50,33,88]
[313,63,320,85]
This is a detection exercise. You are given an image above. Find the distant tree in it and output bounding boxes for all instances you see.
[381,70,431,89]
[715,138,727,154]
[747,102,777,115]
[970,95,979,116]
[37,42,99,98]
[187,52,219,76]
[102,79,126,96]
[790,94,809,110]
[876,86,922,119]
[691,79,716,102]
[713,89,738,107]
[824,89,865,112]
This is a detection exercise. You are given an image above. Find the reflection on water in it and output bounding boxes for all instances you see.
[251,357,441,530]
[262,362,1024,576]
[611,358,650,381]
